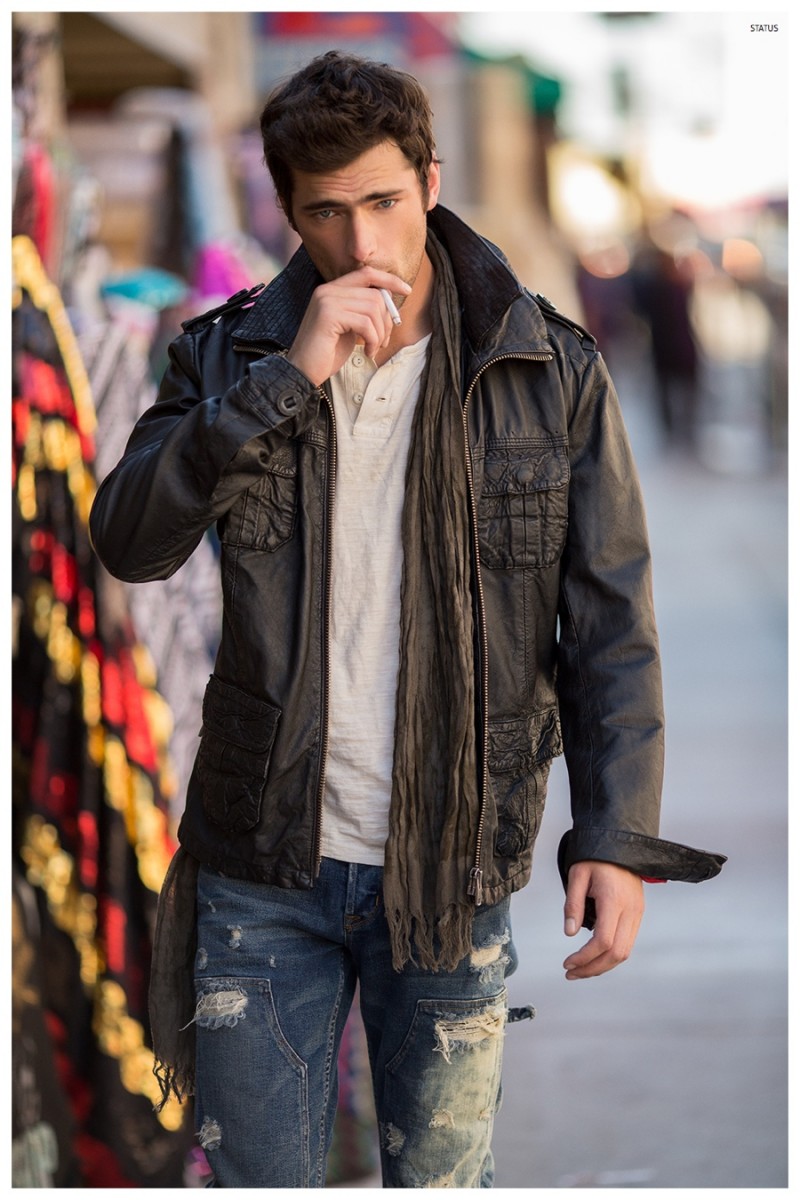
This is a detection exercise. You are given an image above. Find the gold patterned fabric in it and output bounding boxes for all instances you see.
[12,235,192,1185]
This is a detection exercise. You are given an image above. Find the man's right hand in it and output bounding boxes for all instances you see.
[286,267,412,387]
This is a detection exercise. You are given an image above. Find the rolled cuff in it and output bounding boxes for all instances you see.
[239,354,322,437]
[558,826,727,928]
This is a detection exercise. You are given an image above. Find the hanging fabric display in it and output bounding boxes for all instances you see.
[76,272,223,827]
[12,232,193,1187]
[12,864,80,1185]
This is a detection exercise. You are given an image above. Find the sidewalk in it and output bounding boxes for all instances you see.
[491,377,788,1187]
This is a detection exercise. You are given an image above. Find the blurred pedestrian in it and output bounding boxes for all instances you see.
[89,51,724,1188]
[630,234,700,446]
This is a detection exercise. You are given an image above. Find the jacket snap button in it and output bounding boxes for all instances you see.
[277,392,299,415]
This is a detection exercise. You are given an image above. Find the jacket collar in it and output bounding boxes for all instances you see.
[232,204,551,358]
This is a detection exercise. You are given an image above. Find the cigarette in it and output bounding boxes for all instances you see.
[379,288,402,325]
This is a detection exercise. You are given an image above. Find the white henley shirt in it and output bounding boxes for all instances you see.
[319,335,431,866]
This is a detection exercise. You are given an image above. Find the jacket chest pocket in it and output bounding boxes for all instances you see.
[223,443,298,552]
[477,441,569,570]
[196,675,281,833]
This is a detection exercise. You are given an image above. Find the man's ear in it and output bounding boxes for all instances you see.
[425,157,442,212]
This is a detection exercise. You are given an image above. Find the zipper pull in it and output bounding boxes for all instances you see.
[468,867,484,906]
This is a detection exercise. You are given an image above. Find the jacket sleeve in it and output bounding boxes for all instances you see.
[555,350,725,901]
[89,328,322,582]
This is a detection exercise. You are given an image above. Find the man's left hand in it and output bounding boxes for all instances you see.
[562,860,644,980]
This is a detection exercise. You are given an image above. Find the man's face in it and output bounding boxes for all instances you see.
[289,141,440,300]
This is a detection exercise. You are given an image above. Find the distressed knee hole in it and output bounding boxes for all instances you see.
[188,987,248,1030]
[227,924,242,949]
[470,943,500,968]
[433,1003,506,1064]
[470,931,511,980]
[382,1122,406,1157]
[197,1117,222,1152]
[429,1108,455,1129]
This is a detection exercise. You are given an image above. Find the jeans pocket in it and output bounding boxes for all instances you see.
[381,991,508,1187]
[385,990,507,1075]
[192,976,311,1187]
[477,440,569,569]
[197,675,281,833]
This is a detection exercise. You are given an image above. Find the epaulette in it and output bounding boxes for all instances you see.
[181,282,267,334]
[529,290,597,352]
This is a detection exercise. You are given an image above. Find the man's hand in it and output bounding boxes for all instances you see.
[286,266,412,386]
[562,860,644,980]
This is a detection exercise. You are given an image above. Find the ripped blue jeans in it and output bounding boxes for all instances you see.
[192,859,516,1187]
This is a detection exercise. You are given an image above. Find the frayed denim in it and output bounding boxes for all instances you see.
[192,858,516,1187]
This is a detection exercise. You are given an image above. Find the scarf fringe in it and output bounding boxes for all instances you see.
[386,901,477,974]
[152,1058,195,1113]
[148,847,199,1113]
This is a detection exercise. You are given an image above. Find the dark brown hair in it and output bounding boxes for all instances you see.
[259,50,437,224]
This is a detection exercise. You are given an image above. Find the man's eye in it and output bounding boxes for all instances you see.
[314,209,335,222]
[377,199,397,210]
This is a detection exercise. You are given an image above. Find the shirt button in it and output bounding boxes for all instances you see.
[352,353,364,367]
[354,393,364,405]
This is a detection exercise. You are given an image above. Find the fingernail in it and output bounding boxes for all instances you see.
[565,918,578,936]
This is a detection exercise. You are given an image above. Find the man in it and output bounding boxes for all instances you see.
[89,51,724,1189]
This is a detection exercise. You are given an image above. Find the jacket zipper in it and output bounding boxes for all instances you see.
[462,350,554,905]
[313,383,336,876]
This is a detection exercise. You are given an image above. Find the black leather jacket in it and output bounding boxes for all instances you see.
[89,206,725,908]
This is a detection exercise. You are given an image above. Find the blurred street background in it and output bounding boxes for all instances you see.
[493,325,788,1189]
[12,10,787,1189]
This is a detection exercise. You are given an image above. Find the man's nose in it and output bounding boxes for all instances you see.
[346,214,377,266]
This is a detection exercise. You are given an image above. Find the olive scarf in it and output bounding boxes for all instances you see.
[382,228,480,972]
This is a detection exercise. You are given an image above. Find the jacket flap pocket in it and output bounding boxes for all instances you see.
[489,707,563,773]
[262,443,297,478]
[201,675,280,753]
[482,443,569,496]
